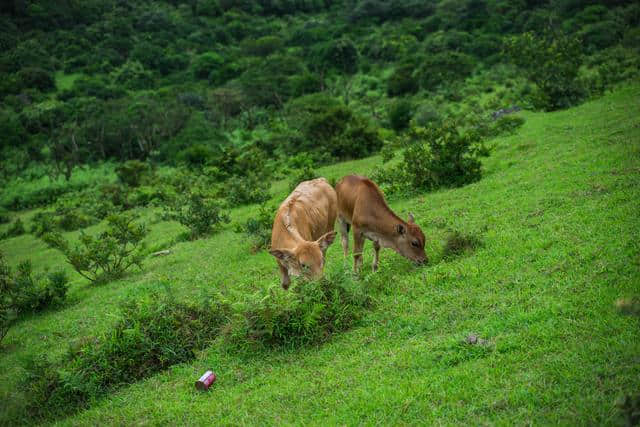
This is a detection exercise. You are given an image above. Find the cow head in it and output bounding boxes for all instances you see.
[270,231,337,280]
[393,213,427,265]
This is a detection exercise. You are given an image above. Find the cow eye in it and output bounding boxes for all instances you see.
[411,240,420,248]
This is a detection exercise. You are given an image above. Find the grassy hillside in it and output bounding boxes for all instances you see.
[1,85,639,425]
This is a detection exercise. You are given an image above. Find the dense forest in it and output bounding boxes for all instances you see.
[0,0,638,212]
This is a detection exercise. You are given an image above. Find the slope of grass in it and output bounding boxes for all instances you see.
[1,85,639,425]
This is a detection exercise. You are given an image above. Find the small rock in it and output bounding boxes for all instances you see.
[466,334,478,345]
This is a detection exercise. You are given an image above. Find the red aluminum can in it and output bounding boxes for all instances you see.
[195,370,216,391]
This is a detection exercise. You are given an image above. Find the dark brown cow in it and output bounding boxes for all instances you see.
[335,175,427,271]
[270,178,337,289]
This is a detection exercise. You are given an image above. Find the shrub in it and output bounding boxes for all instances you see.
[23,290,227,420]
[225,175,271,207]
[0,252,68,345]
[110,60,154,90]
[504,32,585,111]
[115,160,151,187]
[17,67,55,92]
[388,99,414,132]
[373,122,489,194]
[43,213,148,284]
[11,260,68,314]
[491,115,525,136]
[163,192,230,239]
[234,203,275,252]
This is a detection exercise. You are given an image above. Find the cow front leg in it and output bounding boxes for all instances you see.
[338,216,350,257]
[278,262,291,290]
[372,240,381,272]
[352,226,365,272]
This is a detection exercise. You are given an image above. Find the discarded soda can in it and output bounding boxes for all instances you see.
[195,370,216,391]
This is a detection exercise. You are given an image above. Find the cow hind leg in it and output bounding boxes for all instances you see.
[352,226,365,272]
[338,216,350,257]
[372,240,381,272]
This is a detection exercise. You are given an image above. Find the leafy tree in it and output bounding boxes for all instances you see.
[504,32,585,110]
[44,213,148,284]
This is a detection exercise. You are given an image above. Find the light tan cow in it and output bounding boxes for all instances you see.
[335,175,427,272]
[270,178,337,289]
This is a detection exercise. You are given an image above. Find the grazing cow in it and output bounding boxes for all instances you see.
[335,175,427,272]
[270,178,337,289]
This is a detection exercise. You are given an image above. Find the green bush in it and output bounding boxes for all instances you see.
[163,191,230,239]
[10,261,68,314]
[388,99,414,132]
[0,252,68,345]
[504,32,585,111]
[0,208,9,224]
[373,122,489,194]
[244,35,284,57]
[234,203,275,252]
[23,290,227,420]
[225,175,271,207]
[17,67,55,92]
[43,213,148,284]
[115,160,151,187]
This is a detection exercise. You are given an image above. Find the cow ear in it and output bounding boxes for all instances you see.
[396,224,406,235]
[269,249,295,262]
[408,212,415,224]
[317,231,337,252]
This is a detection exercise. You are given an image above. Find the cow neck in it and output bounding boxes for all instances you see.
[375,202,406,235]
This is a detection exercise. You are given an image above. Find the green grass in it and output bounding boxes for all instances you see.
[1,85,639,425]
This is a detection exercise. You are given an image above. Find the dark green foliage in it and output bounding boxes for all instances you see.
[163,192,230,239]
[58,76,126,101]
[23,290,227,420]
[310,37,359,74]
[115,160,151,187]
[387,64,419,96]
[234,203,275,252]
[419,51,476,91]
[10,260,68,314]
[110,60,153,90]
[17,67,55,92]
[504,32,585,110]
[43,213,148,283]
[244,35,284,56]
[388,99,414,132]
[225,174,271,207]
[191,52,224,80]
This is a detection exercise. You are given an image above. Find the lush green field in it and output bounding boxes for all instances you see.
[1,85,639,425]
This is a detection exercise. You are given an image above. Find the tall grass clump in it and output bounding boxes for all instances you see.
[22,290,227,421]
[223,272,372,349]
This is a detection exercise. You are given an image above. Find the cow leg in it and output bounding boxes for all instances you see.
[338,216,350,257]
[372,240,381,272]
[278,262,291,290]
[352,226,365,272]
